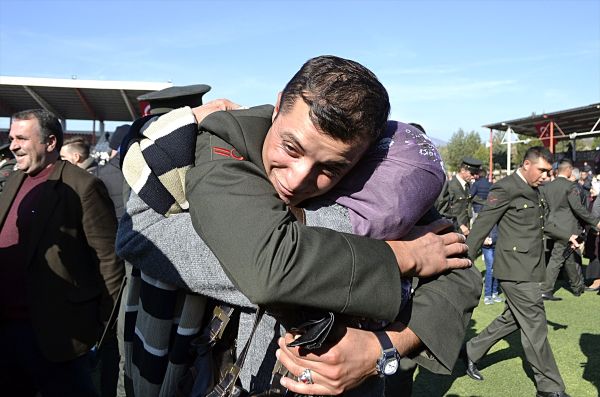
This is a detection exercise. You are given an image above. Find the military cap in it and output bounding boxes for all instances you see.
[461,156,482,173]
[137,84,211,115]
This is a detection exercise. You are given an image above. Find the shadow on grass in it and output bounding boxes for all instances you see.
[413,314,541,396]
[580,333,600,395]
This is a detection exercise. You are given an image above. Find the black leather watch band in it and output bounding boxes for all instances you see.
[375,331,394,350]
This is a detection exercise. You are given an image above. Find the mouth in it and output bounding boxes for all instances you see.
[273,175,294,204]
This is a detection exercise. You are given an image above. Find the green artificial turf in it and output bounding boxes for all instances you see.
[411,257,600,397]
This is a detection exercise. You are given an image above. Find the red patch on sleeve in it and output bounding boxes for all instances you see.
[212,147,245,160]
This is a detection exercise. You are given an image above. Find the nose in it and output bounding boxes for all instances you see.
[286,160,317,193]
[9,139,19,152]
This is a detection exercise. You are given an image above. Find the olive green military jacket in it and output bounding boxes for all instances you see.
[436,177,471,227]
[467,171,571,282]
[540,176,600,238]
[185,106,482,374]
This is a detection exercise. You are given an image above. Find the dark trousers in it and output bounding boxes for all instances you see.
[384,357,417,396]
[542,240,584,294]
[466,280,565,393]
[0,321,98,397]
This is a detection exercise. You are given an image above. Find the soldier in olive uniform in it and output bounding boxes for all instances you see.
[436,157,482,235]
[464,147,578,397]
[540,158,600,300]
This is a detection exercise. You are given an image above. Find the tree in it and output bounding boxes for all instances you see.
[439,129,488,171]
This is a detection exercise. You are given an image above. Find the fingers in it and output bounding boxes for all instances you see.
[444,241,469,256]
[440,231,466,245]
[445,257,472,269]
[279,374,337,396]
[205,98,242,111]
[192,99,243,124]
[276,338,341,395]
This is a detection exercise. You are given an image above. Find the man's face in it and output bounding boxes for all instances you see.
[459,167,473,182]
[262,99,368,206]
[9,118,56,175]
[60,145,79,165]
[521,157,552,187]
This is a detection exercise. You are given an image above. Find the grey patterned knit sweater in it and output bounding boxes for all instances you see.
[117,192,383,396]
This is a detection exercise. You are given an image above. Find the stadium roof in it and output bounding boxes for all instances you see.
[0,76,173,122]
[483,102,600,139]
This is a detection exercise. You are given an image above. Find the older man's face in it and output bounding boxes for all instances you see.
[9,118,56,175]
[262,99,368,206]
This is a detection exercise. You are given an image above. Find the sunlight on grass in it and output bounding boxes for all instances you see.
[412,257,600,397]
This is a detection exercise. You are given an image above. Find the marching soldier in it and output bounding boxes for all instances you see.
[464,147,577,397]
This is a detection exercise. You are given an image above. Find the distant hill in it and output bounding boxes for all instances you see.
[429,136,447,148]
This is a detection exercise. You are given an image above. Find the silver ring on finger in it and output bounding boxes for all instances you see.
[298,368,314,384]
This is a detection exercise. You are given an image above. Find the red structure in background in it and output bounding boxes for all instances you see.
[484,103,600,176]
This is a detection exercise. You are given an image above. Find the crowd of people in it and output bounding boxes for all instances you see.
[0,55,594,397]
[437,153,600,397]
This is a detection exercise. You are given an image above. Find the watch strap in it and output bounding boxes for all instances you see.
[374,331,394,351]
[374,331,400,376]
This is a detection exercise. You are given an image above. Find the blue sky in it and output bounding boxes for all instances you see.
[0,0,598,142]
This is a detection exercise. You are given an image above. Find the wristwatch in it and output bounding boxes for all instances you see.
[374,331,401,376]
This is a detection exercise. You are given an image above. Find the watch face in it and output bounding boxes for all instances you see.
[384,358,399,375]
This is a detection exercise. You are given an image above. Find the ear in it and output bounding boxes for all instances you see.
[272,92,282,122]
[46,135,57,153]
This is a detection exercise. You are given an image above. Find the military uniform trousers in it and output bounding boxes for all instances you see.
[541,240,585,295]
[466,280,565,393]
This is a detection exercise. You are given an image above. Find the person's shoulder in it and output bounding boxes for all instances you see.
[492,174,516,192]
[233,104,274,118]
[60,160,102,190]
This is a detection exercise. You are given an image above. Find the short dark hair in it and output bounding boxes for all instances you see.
[522,146,553,165]
[12,109,63,150]
[62,137,90,159]
[278,55,390,144]
[408,123,426,134]
[557,158,573,173]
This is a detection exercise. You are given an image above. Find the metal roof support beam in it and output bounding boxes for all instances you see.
[590,113,600,134]
[488,128,493,181]
[506,127,512,175]
[74,88,99,121]
[550,121,554,153]
[120,89,137,121]
[22,85,63,119]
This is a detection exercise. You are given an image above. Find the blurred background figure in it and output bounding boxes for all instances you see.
[60,137,98,173]
[436,156,482,236]
[96,125,130,221]
[0,143,17,194]
[540,158,600,301]
[470,168,492,222]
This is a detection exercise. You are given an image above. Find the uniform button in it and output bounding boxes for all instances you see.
[513,246,517,251]
[541,226,545,229]
[540,215,543,218]
[524,204,528,208]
